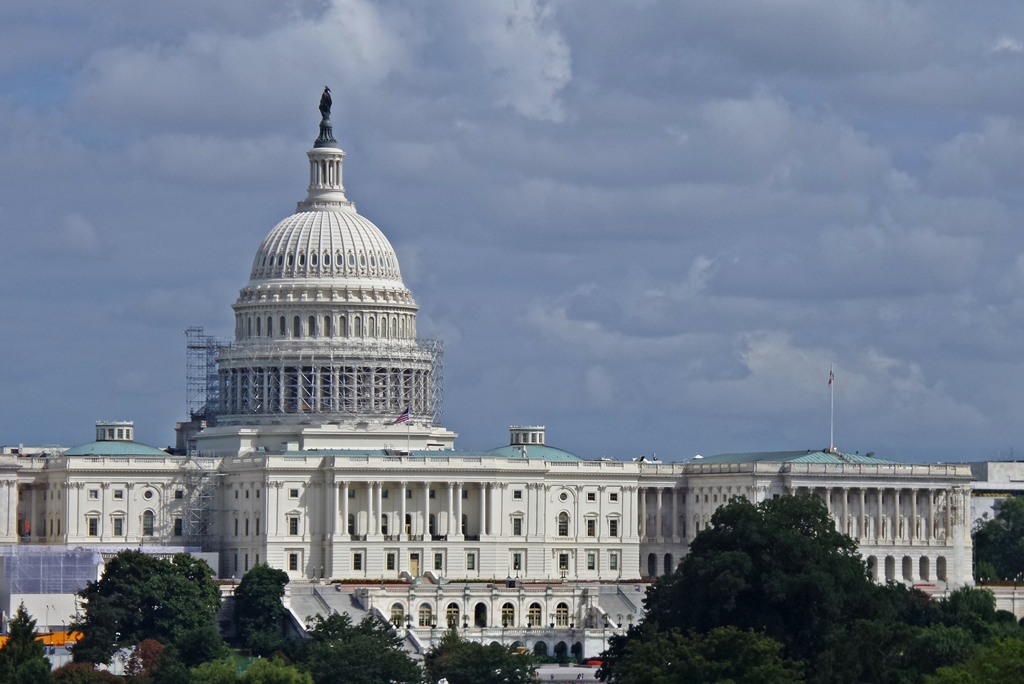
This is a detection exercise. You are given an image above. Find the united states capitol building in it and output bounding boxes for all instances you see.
[0,97,981,656]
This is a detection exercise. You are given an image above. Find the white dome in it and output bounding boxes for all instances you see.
[248,208,403,284]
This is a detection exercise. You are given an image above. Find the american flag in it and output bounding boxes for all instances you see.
[393,407,410,425]
[828,367,834,386]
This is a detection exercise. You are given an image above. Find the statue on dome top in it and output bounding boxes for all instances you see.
[319,86,332,120]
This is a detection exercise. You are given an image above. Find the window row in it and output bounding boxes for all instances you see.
[254,249,397,278]
[82,512,182,537]
[237,312,414,341]
[392,601,574,629]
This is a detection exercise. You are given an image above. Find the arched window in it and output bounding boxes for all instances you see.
[937,556,947,582]
[142,510,154,536]
[247,317,252,337]
[474,602,487,627]
[501,603,515,627]
[382,318,389,338]
[308,315,317,337]
[528,603,542,627]
[298,252,305,266]
[368,317,375,337]
[293,316,301,338]
[348,253,355,267]
[418,603,433,627]
[381,514,389,536]
[324,316,332,338]
[555,603,569,627]
[533,641,548,656]
[256,317,261,337]
[446,603,460,628]
[267,317,273,338]
[287,254,294,266]
[390,603,404,627]
[558,512,569,536]
[310,253,317,266]
[400,318,405,338]
[664,553,673,575]
[323,253,330,266]
[347,514,355,535]
[354,317,362,337]
[339,316,346,338]
[919,556,931,581]
[279,317,286,337]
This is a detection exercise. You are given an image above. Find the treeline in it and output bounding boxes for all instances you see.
[599,495,1024,684]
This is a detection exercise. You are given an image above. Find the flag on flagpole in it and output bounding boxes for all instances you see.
[393,407,410,425]
[828,368,834,386]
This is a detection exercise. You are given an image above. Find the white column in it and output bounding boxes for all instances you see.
[626,486,637,539]
[877,488,884,541]
[446,482,454,536]
[368,482,376,536]
[29,487,37,540]
[479,484,487,537]
[895,489,902,540]
[341,482,349,538]
[944,489,951,540]
[859,489,866,539]
[400,481,407,541]
[375,482,383,537]
[672,487,679,541]
[454,482,463,539]
[488,483,497,536]
[656,488,664,542]
[424,482,431,539]
[639,488,647,540]
[842,488,849,536]
[911,488,918,542]
[928,489,935,541]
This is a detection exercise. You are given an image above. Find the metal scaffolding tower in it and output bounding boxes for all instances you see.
[182,457,219,551]
[185,326,228,422]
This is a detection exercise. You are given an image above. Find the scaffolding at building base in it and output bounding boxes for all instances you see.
[214,338,444,427]
[182,457,220,552]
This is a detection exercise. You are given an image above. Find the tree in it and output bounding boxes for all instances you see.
[928,637,1024,683]
[241,658,314,684]
[52,663,120,684]
[974,496,1024,581]
[635,495,886,665]
[72,550,221,664]
[295,613,420,684]
[0,604,52,684]
[601,626,803,684]
[125,638,165,677]
[424,627,536,684]
[234,564,290,655]
[190,660,240,684]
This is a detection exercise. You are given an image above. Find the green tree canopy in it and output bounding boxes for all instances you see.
[294,613,420,684]
[234,564,290,656]
[927,637,1024,684]
[973,495,1024,581]
[72,550,222,664]
[242,657,314,684]
[600,625,803,684]
[638,495,885,664]
[0,604,52,684]
[424,627,536,684]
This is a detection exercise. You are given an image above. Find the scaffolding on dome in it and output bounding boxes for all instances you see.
[185,326,231,423]
[215,338,445,427]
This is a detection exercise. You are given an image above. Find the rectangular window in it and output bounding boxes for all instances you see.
[87,517,98,536]
[88,489,99,500]
[462,490,468,499]
[466,553,476,570]
[353,553,363,571]
[289,488,299,499]
[513,553,522,571]
[512,517,523,536]
[587,553,596,570]
[513,490,522,500]
[609,519,619,537]
[256,490,260,498]
[406,490,412,499]
[234,554,238,572]
[386,553,396,571]
[429,489,435,499]
[434,553,443,571]
[382,489,389,499]
[174,518,182,536]
[609,552,618,571]
[174,490,184,499]
[587,492,596,502]
[289,553,298,571]
[289,517,299,535]
[245,490,250,499]
[113,517,124,536]
[245,519,250,536]
[587,519,596,537]
[245,554,249,571]
[558,553,569,571]
[255,519,260,536]
[234,519,239,536]
[348,490,355,499]
[235,491,239,499]
[610,492,618,502]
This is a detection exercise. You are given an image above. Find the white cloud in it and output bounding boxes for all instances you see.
[991,37,1024,53]
[53,213,101,257]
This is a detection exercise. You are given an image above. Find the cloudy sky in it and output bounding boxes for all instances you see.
[3,1,1024,462]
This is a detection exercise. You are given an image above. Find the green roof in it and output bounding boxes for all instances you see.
[486,445,582,462]
[697,450,895,465]
[63,441,172,457]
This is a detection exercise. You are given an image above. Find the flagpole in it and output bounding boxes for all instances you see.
[829,363,834,452]
[407,419,410,453]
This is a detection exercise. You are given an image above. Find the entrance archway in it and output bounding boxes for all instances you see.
[474,602,488,627]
